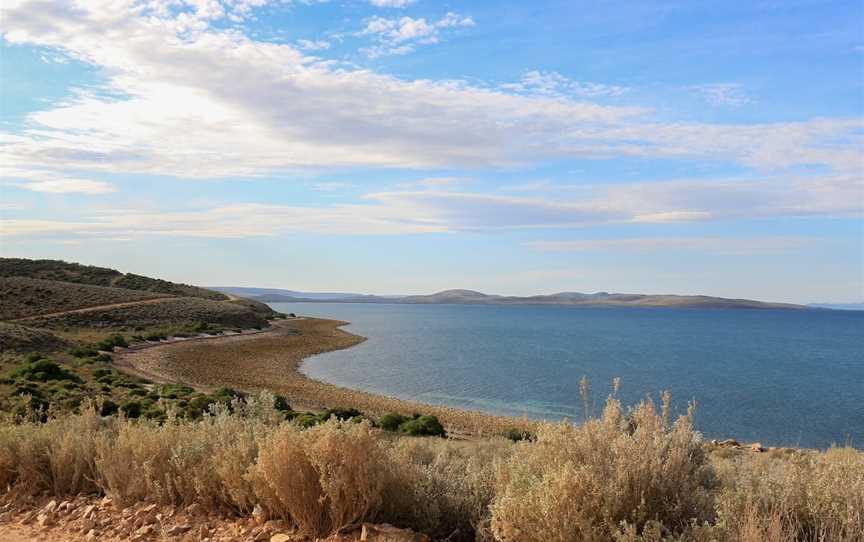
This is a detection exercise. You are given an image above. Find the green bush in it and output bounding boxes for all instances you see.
[273,395,291,412]
[96,334,128,351]
[378,412,409,432]
[68,346,98,358]
[100,399,119,416]
[294,412,322,429]
[120,401,141,418]
[187,395,215,418]
[322,407,363,421]
[213,387,244,403]
[158,383,194,399]
[398,415,446,438]
[9,359,81,383]
[503,427,534,442]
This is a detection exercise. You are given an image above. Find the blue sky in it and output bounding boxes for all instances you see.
[0,0,862,303]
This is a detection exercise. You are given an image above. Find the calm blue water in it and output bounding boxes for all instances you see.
[271,302,864,449]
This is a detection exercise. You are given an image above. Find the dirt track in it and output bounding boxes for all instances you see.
[11,296,173,322]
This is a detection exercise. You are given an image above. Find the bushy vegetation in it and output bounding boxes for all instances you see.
[113,273,228,301]
[0,258,120,286]
[27,297,269,331]
[0,276,168,320]
[0,258,228,301]
[1,393,861,542]
[0,322,68,354]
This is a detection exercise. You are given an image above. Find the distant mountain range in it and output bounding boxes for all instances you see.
[211,287,810,310]
[807,303,864,311]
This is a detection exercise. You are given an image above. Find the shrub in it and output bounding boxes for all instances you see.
[398,415,446,438]
[322,407,363,422]
[186,395,215,419]
[68,346,98,358]
[713,446,864,541]
[503,427,534,442]
[96,334,128,351]
[378,412,409,432]
[9,358,81,383]
[120,401,142,419]
[99,399,119,416]
[249,420,386,537]
[273,395,291,412]
[490,395,715,542]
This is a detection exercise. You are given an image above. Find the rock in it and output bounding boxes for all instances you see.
[750,442,766,452]
[86,528,99,540]
[252,504,268,524]
[271,534,293,542]
[81,518,96,532]
[59,500,73,512]
[360,523,430,542]
[43,499,58,515]
[165,523,192,536]
[37,512,55,527]
[185,503,203,516]
[136,524,156,536]
[82,504,97,519]
[718,438,739,447]
[100,496,113,508]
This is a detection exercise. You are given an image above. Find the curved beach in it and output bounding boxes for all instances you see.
[115,317,532,436]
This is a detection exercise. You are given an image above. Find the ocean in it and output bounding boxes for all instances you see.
[270,302,864,448]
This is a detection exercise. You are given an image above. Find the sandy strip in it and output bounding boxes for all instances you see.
[114,317,533,436]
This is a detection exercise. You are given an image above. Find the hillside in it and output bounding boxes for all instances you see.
[0,277,171,320]
[226,286,808,310]
[0,259,227,301]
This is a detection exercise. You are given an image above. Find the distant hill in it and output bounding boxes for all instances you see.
[211,286,368,301]
[221,286,808,310]
[808,303,864,311]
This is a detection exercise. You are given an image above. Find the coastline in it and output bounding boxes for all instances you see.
[115,317,533,436]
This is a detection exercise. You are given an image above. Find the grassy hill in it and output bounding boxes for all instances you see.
[0,276,170,320]
[0,257,284,419]
[0,258,227,301]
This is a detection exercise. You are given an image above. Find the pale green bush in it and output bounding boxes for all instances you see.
[490,396,716,542]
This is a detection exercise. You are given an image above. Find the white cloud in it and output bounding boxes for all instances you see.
[16,179,116,194]
[296,38,330,51]
[1,166,116,194]
[0,0,860,189]
[395,177,462,189]
[360,12,474,57]
[311,181,355,192]
[526,236,815,255]
[501,70,628,98]
[690,83,752,107]
[2,174,858,240]
[369,0,416,7]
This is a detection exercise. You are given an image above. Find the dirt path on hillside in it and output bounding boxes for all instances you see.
[114,317,533,436]
[11,296,174,322]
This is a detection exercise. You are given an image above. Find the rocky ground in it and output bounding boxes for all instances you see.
[0,497,429,542]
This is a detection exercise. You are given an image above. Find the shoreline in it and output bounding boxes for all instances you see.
[115,317,533,436]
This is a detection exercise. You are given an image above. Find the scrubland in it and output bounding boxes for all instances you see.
[2,391,861,542]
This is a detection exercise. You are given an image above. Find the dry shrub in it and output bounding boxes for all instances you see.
[249,419,386,537]
[95,396,277,510]
[490,395,716,542]
[381,436,509,541]
[714,446,864,541]
[0,405,101,497]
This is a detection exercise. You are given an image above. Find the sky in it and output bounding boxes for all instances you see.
[0,0,862,303]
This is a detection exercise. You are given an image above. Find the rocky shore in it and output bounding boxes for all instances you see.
[115,317,534,436]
